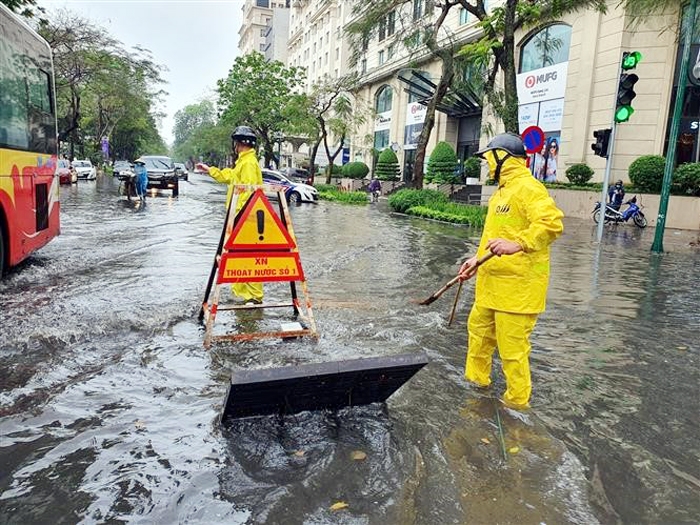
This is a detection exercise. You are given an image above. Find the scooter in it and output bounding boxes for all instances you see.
[592,196,647,228]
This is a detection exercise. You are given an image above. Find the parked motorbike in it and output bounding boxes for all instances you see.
[117,168,137,200]
[593,196,647,228]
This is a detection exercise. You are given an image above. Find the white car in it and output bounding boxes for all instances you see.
[72,160,96,180]
[262,169,318,204]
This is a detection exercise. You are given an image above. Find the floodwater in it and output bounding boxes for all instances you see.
[1,173,698,525]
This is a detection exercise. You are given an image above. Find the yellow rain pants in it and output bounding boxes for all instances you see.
[465,152,563,409]
[466,305,538,409]
[208,149,264,302]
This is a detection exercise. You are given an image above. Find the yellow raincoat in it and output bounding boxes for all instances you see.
[466,154,563,409]
[208,149,264,302]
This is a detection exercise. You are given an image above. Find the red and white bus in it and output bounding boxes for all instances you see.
[0,4,60,277]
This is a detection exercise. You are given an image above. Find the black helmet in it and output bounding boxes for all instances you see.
[231,125,257,146]
[474,132,527,159]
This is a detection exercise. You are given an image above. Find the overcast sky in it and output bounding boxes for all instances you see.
[40,0,244,146]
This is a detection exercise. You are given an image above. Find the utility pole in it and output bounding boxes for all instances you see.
[651,0,698,253]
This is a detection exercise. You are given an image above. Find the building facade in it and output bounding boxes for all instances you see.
[345,1,696,184]
[238,0,291,60]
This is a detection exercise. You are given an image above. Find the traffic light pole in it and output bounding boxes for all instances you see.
[651,0,697,253]
[596,123,617,242]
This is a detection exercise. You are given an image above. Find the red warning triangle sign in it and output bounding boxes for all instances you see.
[224,189,296,251]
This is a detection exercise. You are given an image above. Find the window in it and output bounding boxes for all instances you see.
[325,52,329,64]
[374,130,390,150]
[260,27,267,36]
[379,50,385,65]
[361,59,367,74]
[459,8,469,25]
[375,85,393,113]
[379,17,386,42]
[326,31,330,44]
[335,47,339,60]
[519,23,572,73]
[388,44,395,59]
[413,0,423,20]
[387,11,396,36]
[260,43,266,51]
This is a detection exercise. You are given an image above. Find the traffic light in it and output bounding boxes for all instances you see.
[592,128,612,158]
[615,51,642,123]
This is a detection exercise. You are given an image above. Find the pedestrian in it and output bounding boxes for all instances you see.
[458,132,564,411]
[133,159,148,201]
[608,179,625,210]
[196,126,264,305]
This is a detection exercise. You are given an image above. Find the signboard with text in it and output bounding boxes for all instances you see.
[218,252,304,283]
[516,62,569,105]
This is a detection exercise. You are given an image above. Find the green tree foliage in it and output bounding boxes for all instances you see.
[565,163,594,185]
[426,141,459,184]
[341,161,370,179]
[1,0,46,22]
[463,157,481,180]
[628,155,666,192]
[173,101,215,148]
[374,148,400,181]
[217,52,305,167]
[674,162,700,196]
[347,0,606,188]
[39,9,166,161]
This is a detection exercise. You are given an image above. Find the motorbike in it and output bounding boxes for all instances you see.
[592,196,647,228]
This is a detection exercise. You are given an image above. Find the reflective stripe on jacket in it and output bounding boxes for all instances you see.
[475,157,564,314]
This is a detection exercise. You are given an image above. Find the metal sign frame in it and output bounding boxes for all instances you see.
[202,185,318,347]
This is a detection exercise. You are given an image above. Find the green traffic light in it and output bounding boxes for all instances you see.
[615,105,634,123]
[622,51,642,70]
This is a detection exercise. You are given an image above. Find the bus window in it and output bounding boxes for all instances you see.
[0,38,29,150]
[28,67,55,154]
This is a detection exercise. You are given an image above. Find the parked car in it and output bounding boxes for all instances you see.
[113,160,133,179]
[72,159,96,180]
[283,167,311,183]
[139,155,179,197]
[174,162,188,181]
[57,159,77,184]
[262,169,318,204]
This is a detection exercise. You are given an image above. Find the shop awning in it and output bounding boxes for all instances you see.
[398,70,482,118]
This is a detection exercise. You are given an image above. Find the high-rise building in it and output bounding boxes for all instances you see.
[239,0,291,61]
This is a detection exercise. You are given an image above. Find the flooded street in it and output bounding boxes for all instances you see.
[1,172,698,524]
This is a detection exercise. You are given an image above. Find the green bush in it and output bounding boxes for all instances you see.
[674,162,700,196]
[463,157,481,180]
[341,161,370,179]
[388,189,448,213]
[628,155,666,193]
[316,186,368,205]
[565,163,594,185]
[426,141,459,184]
[407,203,487,227]
[375,148,400,181]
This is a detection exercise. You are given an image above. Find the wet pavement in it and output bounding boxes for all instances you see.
[1,172,698,524]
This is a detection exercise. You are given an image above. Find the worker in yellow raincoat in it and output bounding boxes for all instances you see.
[196,126,264,304]
[458,133,564,410]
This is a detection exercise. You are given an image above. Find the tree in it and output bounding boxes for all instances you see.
[39,10,166,160]
[375,148,401,181]
[426,141,459,184]
[217,52,306,167]
[173,100,215,148]
[347,0,607,188]
[0,0,46,22]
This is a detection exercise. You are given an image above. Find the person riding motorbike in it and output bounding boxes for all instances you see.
[608,180,625,211]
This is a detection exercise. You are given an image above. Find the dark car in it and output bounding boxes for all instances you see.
[138,156,179,197]
[174,162,188,181]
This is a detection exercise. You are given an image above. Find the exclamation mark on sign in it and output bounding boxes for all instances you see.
[257,210,265,241]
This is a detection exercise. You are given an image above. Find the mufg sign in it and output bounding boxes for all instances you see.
[516,62,568,105]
